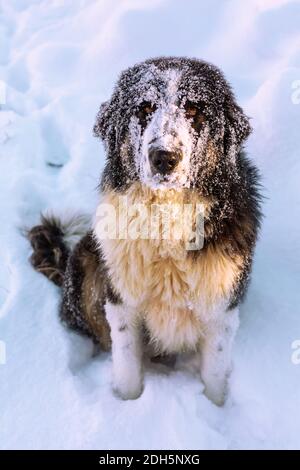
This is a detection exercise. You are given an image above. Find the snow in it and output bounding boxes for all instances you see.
[0,0,300,450]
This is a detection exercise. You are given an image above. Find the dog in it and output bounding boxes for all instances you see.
[28,57,262,405]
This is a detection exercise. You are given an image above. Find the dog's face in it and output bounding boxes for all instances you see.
[95,57,251,192]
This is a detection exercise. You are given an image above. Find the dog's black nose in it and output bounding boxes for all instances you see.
[149,149,182,176]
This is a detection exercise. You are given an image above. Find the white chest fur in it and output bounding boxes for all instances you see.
[95,184,242,353]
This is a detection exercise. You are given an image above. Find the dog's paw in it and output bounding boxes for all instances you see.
[202,375,228,407]
[112,377,143,401]
[203,385,226,407]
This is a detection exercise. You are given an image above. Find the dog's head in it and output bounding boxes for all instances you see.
[95,57,251,192]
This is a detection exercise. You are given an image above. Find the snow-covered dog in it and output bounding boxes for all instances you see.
[28,57,262,405]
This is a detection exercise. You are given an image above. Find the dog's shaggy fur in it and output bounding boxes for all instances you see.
[28,57,262,405]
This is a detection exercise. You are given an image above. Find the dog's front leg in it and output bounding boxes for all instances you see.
[200,307,239,406]
[105,302,143,400]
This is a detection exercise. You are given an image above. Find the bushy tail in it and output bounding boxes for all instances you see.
[28,214,89,286]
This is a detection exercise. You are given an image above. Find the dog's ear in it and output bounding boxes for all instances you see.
[93,101,111,141]
[224,96,252,159]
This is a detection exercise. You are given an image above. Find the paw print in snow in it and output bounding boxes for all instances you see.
[0,111,15,144]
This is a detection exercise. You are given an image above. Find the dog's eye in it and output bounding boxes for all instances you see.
[184,101,206,127]
[185,104,198,118]
[137,102,156,120]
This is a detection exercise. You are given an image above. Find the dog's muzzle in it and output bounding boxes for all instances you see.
[149,148,183,176]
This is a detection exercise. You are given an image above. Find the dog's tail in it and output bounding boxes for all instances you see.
[28,213,90,286]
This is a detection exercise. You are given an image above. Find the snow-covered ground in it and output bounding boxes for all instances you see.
[1,0,300,450]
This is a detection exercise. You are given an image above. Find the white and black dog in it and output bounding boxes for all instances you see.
[29,57,262,405]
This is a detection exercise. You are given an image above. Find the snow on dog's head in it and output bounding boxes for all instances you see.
[94,57,252,192]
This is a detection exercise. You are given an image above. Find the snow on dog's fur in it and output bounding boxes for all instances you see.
[28,57,262,405]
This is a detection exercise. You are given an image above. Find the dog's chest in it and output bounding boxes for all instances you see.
[106,237,193,306]
[100,233,241,352]
[101,236,203,351]
[96,185,242,352]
